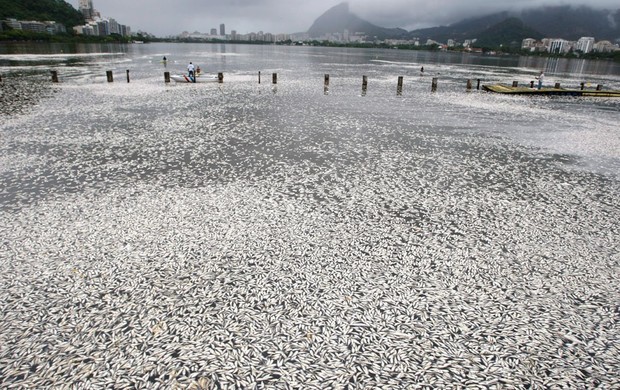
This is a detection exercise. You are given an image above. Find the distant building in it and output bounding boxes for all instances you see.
[1,18,66,34]
[4,18,22,30]
[576,37,595,53]
[74,0,130,37]
[549,39,570,53]
[220,24,225,36]
[79,0,95,20]
[521,38,536,49]
[594,40,616,52]
[210,28,217,36]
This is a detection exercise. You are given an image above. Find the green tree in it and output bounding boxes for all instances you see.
[0,0,84,28]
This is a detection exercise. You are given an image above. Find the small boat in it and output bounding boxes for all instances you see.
[170,74,219,83]
[482,84,620,97]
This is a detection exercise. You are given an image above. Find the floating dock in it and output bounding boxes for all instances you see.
[482,84,620,97]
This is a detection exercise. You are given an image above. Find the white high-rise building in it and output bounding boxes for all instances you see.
[549,39,569,54]
[79,0,93,18]
[576,37,595,54]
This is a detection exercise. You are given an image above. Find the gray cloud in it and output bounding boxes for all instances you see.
[69,0,619,37]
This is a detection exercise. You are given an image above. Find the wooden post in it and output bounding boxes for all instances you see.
[476,79,481,90]
[554,82,560,89]
[362,75,368,96]
[51,70,59,83]
[218,72,224,83]
[596,84,602,91]
[164,71,170,83]
[530,81,534,88]
[580,82,585,90]
[324,74,329,94]
[258,71,261,84]
[272,73,277,84]
[466,79,472,91]
[126,69,130,83]
[512,81,518,87]
[397,76,403,96]
[106,71,113,82]
[431,77,438,92]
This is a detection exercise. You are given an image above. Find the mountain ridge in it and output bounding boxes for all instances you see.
[308,3,407,40]
[307,2,620,45]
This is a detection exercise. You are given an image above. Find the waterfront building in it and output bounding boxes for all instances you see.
[594,40,617,52]
[521,38,536,50]
[20,21,47,33]
[4,18,22,30]
[78,0,95,20]
[547,39,570,53]
[576,37,595,53]
[220,24,225,36]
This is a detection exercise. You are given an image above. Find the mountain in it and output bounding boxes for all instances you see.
[306,3,619,46]
[407,13,513,43]
[474,18,544,48]
[519,6,619,41]
[408,5,619,44]
[307,2,407,40]
[0,0,84,28]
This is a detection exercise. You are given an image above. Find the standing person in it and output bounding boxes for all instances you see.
[536,71,544,90]
[187,62,195,81]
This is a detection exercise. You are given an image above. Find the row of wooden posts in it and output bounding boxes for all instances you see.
[509,79,603,91]
[47,69,470,93]
[45,70,603,93]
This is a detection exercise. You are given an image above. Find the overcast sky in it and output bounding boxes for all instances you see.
[69,0,618,37]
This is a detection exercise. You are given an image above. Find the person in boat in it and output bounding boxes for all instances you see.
[536,71,544,90]
[163,56,167,62]
[187,62,195,79]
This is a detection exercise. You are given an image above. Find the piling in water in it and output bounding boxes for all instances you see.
[272,73,277,84]
[51,70,59,83]
[126,70,130,83]
[361,76,368,96]
[554,82,561,89]
[164,72,170,83]
[218,73,224,83]
[431,77,438,92]
[466,79,472,91]
[258,71,261,84]
[476,79,481,90]
[397,76,403,96]
[324,74,329,95]
[106,71,113,83]
[580,82,585,90]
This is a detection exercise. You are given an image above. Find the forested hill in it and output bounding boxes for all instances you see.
[0,0,84,28]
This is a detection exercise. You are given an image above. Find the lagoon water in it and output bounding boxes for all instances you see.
[1,43,619,388]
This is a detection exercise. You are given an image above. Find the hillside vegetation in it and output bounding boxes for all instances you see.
[0,0,84,28]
